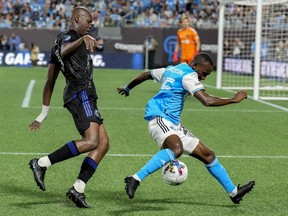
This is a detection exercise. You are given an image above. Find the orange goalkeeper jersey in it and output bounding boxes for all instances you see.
[177,27,200,62]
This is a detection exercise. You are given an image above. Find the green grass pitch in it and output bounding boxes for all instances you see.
[0,66,287,215]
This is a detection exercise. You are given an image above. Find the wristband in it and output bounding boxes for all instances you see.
[35,105,50,123]
[124,85,131,92]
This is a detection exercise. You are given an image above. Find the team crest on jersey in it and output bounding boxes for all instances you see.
[64,35,71,41]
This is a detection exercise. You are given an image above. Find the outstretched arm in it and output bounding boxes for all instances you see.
[29,64,60,131]
[194,89,247,106]
[61,35,100,57]
[117,71,153,97]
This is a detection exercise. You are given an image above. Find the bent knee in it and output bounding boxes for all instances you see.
[170,142,184,158]
[85,139,99,149]
[205,150,215,163]
[192,141,216,164]
[199,149,215,164]
[87,136,109,151]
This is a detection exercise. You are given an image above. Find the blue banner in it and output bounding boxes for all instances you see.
[0,51,144,69]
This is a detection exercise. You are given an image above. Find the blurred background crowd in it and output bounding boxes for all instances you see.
[0,0,286,30]
[1,0,218,30]
[0,0,287,61]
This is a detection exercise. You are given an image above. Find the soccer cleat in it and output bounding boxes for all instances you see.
[230,180,255,204]
[66,187,92,208]
[124,176,140,199]
[29,158,47,191]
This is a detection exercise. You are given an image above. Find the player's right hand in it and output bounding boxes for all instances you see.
[117,87,129,97]
[29,120,42,132]
[83,35,98,52]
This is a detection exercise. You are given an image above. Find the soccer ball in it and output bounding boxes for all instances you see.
[162,159,188,186]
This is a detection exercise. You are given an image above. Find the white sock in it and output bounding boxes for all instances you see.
[229,187,238,197]
[38,156,52,168]
[132,174,141,182]
[73,179,86,193]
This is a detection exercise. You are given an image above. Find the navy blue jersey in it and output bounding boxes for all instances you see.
[50,29,97,106]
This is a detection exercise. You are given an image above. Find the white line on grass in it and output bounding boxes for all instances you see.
[0,152,287,158]
[254,99,288,112]
[26,106,284,113]
[22,82,287,112]
[204,84,288,112]
[22,80,35,108]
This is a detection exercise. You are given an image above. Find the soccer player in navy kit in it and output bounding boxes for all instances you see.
[28,6,109,208]
[118,52,255,204]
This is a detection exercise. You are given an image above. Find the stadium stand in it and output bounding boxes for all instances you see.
[0,0,219,29]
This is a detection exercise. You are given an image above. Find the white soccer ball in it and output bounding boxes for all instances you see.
[162,159,188,186]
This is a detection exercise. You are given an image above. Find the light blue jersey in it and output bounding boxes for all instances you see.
[144,63,204,124]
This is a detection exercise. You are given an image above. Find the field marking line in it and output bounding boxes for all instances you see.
[254,99,288,112]
[204,84,288,112]
[22,81,287,112]
[25,106,284,113]
[22,80,36,108]
[0,152,287,158]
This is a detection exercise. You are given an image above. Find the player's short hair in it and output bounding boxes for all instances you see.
[180,15,189,20]
[194,52,214,67]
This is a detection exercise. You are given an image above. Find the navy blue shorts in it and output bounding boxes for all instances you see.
[66,91,103,135]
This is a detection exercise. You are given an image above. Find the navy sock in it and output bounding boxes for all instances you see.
[48,141,80,164]
[77,157,98,183]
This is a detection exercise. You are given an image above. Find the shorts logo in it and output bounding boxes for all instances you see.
[94,109,100,118]
[180,125,188,135]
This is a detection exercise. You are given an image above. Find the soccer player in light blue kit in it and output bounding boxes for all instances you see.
[117,52,255,204]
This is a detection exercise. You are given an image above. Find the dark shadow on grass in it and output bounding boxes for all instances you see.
[0,181,68,208]
[90,189,236,216]
[1,180,237,212]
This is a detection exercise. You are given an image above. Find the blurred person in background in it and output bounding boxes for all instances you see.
[275,40,286,61]
[8,32,21,51]
[30,42,40,66]
[232,37,245,58]
[143,34,158,69]
[0,34,10,50]
[250,37,270,60]
[19,42,28,51]
[173,15,200,64]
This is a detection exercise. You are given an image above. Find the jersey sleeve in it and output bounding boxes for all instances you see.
[49,37,63,69]
[61,29,79,46]
[191,28,200,43]
[48,48,57,64]
[182,73,204,95]
[151,68,165,82]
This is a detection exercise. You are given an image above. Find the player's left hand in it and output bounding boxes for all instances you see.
[233,90,248,103]
[29,120,42,132]
[117,87,129,97]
